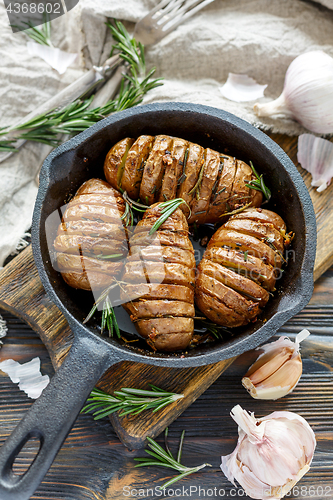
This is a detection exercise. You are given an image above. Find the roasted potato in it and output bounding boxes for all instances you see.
[54,178,128,291]
[195,208,289,327]
[104,135,262,224]
[120,203,195,352]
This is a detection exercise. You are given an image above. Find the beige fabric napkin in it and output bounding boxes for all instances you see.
[0,0,333,265]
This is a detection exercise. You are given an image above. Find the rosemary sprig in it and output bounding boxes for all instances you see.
[245,161,271,201]
[219,201,252,217]
[82,384,184,420]
[83,282,120,338]
[121,191,148,226]
[197,317,231,339]
[149,198,190,235]
[13,12,52,46]
[0,21,163,152]
[135,429,211,489]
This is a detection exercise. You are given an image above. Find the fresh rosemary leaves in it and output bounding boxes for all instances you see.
[135,428,211,489]
[0,21,163,152]
[13,12,52,46]
[121,191,148,227]
[245,161,271,201]
[83,282,120,338]
[82,385,184,419]
[149,198,189,235]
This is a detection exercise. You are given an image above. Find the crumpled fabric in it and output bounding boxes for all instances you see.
[0,0,333,265]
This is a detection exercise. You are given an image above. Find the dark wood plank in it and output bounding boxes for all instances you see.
[1,305,332,500]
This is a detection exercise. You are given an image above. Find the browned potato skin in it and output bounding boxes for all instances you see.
[104,136,263,223]
[198,259,269,306]
[223,218,285,252]
[158,138,188,202]
[120,284,194,303]
[104,138,134,189]
[124,300,195,320]
[204,246,276,291]
[128,245,196,268]
[55,178,127,291]
[195,291,247,327]
[195,209,287,327]
[139,135,173,205]
[204,155,237,224]
[209,228,282,268]
[230,208,286,232]
[121,135,154,200]
[190,148,220,225]
[177,142,204,217]
[121,204,195,352]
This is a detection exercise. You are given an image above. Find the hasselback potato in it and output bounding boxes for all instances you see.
[104,135,263,224]
[54,178,128,291]
[120,203,196,352]
[195,208,288,327]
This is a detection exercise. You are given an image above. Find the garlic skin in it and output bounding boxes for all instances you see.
[220,74,267,103]
[254,51,333,134]
[242,329,310,400]
[297,134,333,192]
[221,405,316,500]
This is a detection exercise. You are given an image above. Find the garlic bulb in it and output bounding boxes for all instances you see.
[242,329,310,400]
[221,405,316,500]
[254,51,333,134]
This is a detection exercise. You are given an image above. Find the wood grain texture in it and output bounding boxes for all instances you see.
[0,245,233,450]
[1,305,332,500]
[268,133,333,281]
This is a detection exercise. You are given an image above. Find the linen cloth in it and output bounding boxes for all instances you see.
[0,0,333,265]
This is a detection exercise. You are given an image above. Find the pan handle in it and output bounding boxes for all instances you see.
[0,332,118,500]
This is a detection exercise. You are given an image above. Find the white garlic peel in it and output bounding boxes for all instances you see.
[242,329,310,400]
[220,74,267,103]
[221,405,316,500]
[254,51,333,134]
[297,134,333,192]
[27,41,78,75]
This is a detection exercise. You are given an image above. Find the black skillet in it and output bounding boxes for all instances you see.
[0,103,316,500]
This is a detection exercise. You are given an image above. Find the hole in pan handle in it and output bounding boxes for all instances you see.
[0,332,119,500]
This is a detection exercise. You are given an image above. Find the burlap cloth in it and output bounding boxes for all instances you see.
[0,0,332,265]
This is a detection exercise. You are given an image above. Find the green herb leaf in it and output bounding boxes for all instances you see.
[81,385,183,420]
[0,21,163,153]
[149,198,190,235]
[134,429,211,490]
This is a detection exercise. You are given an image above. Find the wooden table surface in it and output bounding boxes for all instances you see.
[1,268,333,500]
[0,132,333,500]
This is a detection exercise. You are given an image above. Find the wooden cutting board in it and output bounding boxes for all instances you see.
[0,132,330,450]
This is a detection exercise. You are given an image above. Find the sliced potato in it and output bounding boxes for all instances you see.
[205,155,237,224]
[189,148,220,225]
[177,142,204,217]
[208,228,282,268]
[104,137,134,189]
[121,135,154,200]
[159,137,188,202]
[139,135,173,205]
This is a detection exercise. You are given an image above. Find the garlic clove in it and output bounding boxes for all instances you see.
[245,346,293,385]
[221,405,316,500]
[243,354,302,400]
[297,134,333,192]
[220,73,267,103]
[242,330,310,400]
